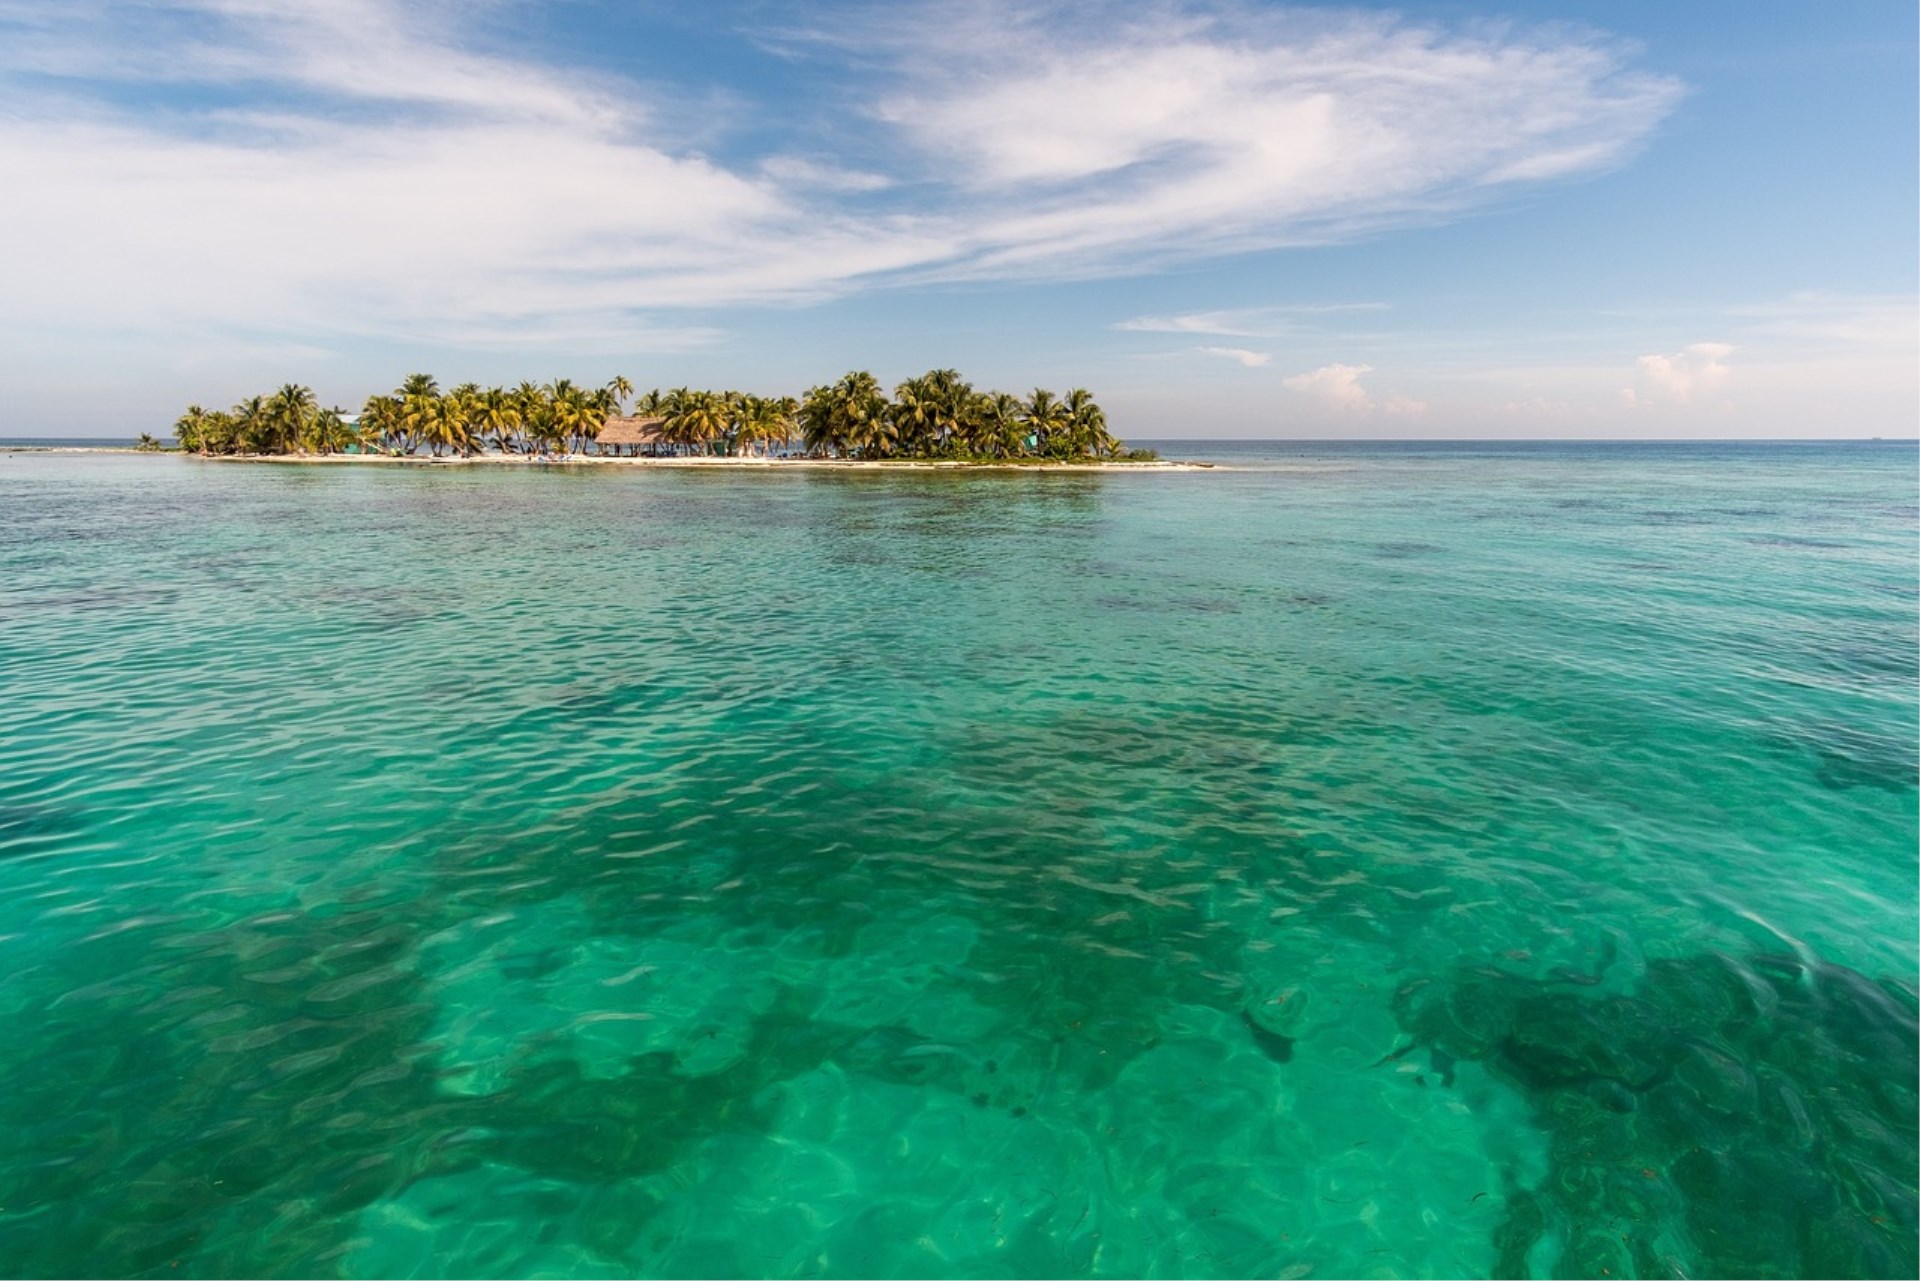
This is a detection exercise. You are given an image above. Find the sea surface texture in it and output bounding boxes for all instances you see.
[1,442,1914,1279]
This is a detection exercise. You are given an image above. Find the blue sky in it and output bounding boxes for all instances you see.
[0,0,1912,437]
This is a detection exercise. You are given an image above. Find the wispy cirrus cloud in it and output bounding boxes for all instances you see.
[758,155,897,192]
[1116,303,1389,337]
[1198,346,1273,367]
[1725,293,1917,350]
[869,1,1680,277]
[0,0,1681,363]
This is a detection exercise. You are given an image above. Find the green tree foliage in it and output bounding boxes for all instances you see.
[306,406,357,455]
[474,388,523,455]
[169,370,1127,461]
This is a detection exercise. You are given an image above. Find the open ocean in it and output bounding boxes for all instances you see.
[0,441,1913,1278]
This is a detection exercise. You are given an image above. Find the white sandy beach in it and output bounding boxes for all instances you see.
[8,447,1216,471]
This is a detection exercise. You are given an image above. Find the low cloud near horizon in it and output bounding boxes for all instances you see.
[1124,292,1910,437]
[1281,362,1424,415]
[1624,342,1735,407]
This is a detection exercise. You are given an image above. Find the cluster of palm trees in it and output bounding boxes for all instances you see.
[173,376,632,458]
[629,388,800,457]
[358,375,628,458]
[799,371,1120,460]
[172,384,362,457]
[170,369,1138,461]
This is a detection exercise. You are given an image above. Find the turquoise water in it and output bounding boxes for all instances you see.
[0,443,1913,1279]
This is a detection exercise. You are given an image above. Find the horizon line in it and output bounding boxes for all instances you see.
[7,435,1916,445]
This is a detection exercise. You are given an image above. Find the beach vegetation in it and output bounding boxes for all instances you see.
[793,370,1124,460]
[171,369,1135,462]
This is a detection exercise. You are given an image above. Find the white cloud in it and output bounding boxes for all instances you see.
[0,0,950,356]
[1122,311,1273,337]
[1448,295,1913,434]
[1129,292,1914,437]
[1284,362,1376,411]
[1631,341,1734,404]
[875,2,1680,278]
[759,155,896,192]
[1198,346,1273,367]
[1116,303,1388,336]
[0,0,1682,363]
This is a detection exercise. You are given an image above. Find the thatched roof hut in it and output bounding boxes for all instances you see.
[597,415,668,449]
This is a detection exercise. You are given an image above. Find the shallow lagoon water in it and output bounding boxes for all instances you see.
[0,442,1913,1278]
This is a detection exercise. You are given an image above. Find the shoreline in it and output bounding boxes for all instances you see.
[5,446,1217,471]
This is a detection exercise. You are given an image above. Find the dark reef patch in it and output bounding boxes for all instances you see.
[1799,721,1919,793]
[1749,535,1852,550]
[0,801,83,856]
[1394,951,1919,1279]
[1240,1009,1295,1064]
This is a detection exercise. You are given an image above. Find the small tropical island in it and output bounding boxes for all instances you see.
[160,371,1168,465]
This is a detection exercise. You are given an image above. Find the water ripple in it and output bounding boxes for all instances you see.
[0,447,1911,1278]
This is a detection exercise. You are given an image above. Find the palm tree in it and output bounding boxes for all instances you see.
[891,375,938,456]
[517,382,561,456]
[733,394,790,457]
[256,383,316,453]
[1022,389,1069,457]
[605,375,634,415]
[799,384,842,456]
[173,405,210,454]
[474,387,523,454]
[359,394,405,454]
[380,373,437,455]
[232,395,268,453]
[849,373,894,457]
[969,391,1026,458]
[200,410,240,455]
[545,379,580,455]
[768,395,799,456]
[1064,388,1115,458]
[549,379,609,456]
[411,395,451,456]
[658,387,690,453]
[307,406,357,455]
[588,385,621,454]
[805,371,891,458]
[402,386,447,456]
[444,385,481,457]
[711,390,739,454]
[901,368,971,456]
[664,388,729,454]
